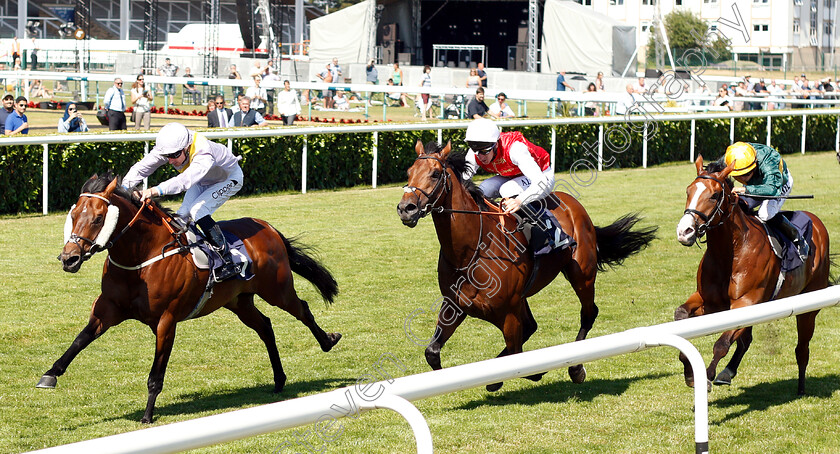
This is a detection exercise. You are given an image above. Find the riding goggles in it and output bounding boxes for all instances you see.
[467,141,497,155]
[163,149,184,159]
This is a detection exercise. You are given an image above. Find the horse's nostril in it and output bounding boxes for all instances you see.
[404,203,418,213]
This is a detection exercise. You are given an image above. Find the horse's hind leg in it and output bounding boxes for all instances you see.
[706,328,748,390]
[714,327,753,386]
[263,284,341,352]
[37,296,123,389]
[563,267,598,384]
[227,294,286,393]
[794,310,819,395]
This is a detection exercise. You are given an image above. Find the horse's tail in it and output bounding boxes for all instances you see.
[829,253,840,286]
[594,213,658,272]
[276,230,339,304]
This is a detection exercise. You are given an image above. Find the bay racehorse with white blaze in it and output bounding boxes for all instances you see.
[675,156,832,394]
[42,172,341,423]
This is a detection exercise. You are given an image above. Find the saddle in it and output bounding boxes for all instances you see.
[515,201,576,257]
[756,211,813,274]
[184,226,254,279]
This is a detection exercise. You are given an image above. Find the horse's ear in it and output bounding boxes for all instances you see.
[719,159,736,179]
[694,155,704,175]
[414,140,425,157]
[440,141,452,159]
[103,177,119,196]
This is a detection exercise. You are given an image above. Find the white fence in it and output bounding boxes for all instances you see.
[27,286,840,454]
[2,108,839,215]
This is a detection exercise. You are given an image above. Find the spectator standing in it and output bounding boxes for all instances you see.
[182,67,200,104]
[276,80,301,125]
[248,61,263,78]
[4,96,28,135]
[476,62,488,88]
[228,64,242,98]
[594,71,605,91]
[208,95,232,128]
[329,58,342,84]
[157,57,179,107]
[466,68,481,88]
[556,71,574,91]
[732,81,748,111]
[392,62,404,86]
[767,80,786,110]
[29,39,38,71]
[245,75,268,116]
[231,96,267,127]
[58,102,89,133]
[0,94,14,134]
[713,86,732,111]
[131,74,153,130]
[365,59,379,105]
[104,78,127,130]
[583,83,600,116]
[10,37,20,66]
[206,99,216,116]
[419,65,432,121]
[317,63,334,108]
[489,92,516,118]
[466,87,489,119]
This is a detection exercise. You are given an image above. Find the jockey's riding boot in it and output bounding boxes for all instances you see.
[522,201,565,256]
[203,223,241,282]
[772,215,810,261]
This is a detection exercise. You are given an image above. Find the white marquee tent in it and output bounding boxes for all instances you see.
[309,0,376,64]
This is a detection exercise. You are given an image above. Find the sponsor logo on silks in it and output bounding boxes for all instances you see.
[212,180,238,199]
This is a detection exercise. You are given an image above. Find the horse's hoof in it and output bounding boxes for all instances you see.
[525,372,546,382]
[322,332,342,352]
[568,365,586,384]
[685,376,695,388]
[274,374,287,393]
[674,306,689,321]
[424,349,442,371]
[36,375,57,389]
[486,382,503,392]
[706,379,713,393]
[140,416,153,424]
[713,368,734,386]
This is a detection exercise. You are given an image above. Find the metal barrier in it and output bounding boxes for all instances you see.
[27,286,840,454]
[2,107,838,215]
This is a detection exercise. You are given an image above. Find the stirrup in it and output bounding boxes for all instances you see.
[212,259,241,282]
[795,239,810,262]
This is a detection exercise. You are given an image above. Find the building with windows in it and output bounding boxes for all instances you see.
[573,0,840,70]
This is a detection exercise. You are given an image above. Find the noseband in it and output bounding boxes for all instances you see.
[403,155,452,218]
[684,174,732,237]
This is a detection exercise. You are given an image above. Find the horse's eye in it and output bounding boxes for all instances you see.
[431,170,441,179]
[92,214,103,224]
[709,193,720,200]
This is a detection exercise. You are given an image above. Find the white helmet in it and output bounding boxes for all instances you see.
[465,118,500,144]
[151,123,192,157]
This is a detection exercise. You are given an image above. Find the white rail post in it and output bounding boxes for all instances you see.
[42,144,49,215]
[642,122,648,169]
[437,128,442,144]
[597,124,604,171]
[689,119,696,162]
[729,117,735,144]
[801,115,807,154]
[766,116,772,146]
[365,394,433,453]
[836,115,839,155]
[550,126,557,173]
[302,135,308,194]
[372,131,378,189]
[143,142,149,190]
[642,331,709,454]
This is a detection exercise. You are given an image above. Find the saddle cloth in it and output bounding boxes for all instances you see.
[518,201,576,257]
[759,211,813,273]
[185,226,255,281]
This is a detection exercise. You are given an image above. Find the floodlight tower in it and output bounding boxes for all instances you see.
[527,0,538,72]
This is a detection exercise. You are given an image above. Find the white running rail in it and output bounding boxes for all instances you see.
[27,286,840,454]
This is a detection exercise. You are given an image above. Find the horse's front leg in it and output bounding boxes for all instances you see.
[486,311,525,392]
[142,316,177,424]
[707,328,748,387]
[675,292,705,388]
[424,299,466,371]
[37,296,123,389]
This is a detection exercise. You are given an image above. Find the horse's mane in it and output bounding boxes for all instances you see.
[422,141,489,211]
[704,159,733,189]
[80,171,178,218]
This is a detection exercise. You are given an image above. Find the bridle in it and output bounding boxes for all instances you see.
[402,155,452,219]
[683,174,733,238]
[64,192,186,264]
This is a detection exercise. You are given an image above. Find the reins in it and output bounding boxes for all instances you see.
[684,174,734,238]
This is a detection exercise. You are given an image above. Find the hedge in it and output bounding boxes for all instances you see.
[1,114,836,214]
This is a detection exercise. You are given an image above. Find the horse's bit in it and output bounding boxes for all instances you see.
[684,174,732,238]
[403,155,452,218]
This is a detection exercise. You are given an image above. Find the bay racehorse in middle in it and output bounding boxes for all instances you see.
[398,141,657,390]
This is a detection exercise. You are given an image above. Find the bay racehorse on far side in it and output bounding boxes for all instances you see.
[43,172,341,423]
[397,141,657,391]
[676,156,832,394]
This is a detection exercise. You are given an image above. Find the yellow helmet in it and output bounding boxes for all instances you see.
[724,142,757,176]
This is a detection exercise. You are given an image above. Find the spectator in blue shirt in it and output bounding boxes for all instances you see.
[5,96,29,135]
[0,94,14,134]
[556,71,574,92]
[103,78,127,130]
